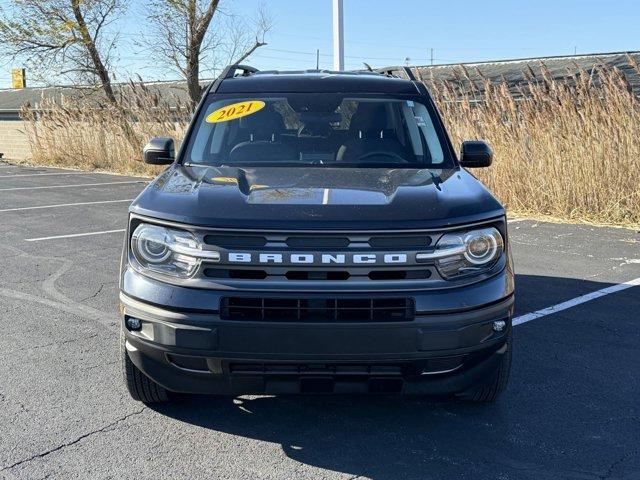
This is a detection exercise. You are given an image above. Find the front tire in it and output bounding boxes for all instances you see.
[458,332,512,403]
[120,328,169,404]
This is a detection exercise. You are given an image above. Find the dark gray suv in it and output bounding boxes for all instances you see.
[119,65,514,403]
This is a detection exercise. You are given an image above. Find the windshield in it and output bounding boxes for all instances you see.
[184,93,450,168]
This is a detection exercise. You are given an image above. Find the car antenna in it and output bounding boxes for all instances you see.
[363,62,373,72]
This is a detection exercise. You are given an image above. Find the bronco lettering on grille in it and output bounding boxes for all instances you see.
[227,252,408,265]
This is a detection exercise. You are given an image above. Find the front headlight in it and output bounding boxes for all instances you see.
[130,223,219,278]
[417,227,504,279]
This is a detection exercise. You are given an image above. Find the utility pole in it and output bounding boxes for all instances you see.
[316,49,320,69]
[430,48,434,66]
[332,0,344,70]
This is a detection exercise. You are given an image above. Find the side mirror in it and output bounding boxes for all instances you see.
[143,137,175,165]
[460,140,493,168]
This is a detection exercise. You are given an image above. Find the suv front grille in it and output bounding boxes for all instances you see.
[197,230,441,287]
[229,362,405,376]
[220,297,415,322]
[204,268,431,281]
[203,233,433,250]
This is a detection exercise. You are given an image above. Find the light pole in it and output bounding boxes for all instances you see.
[332,0,344,70]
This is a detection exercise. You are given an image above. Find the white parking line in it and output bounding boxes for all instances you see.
[0,172,95,178]
[0,180,144,192]
[513,276,640,326]
[0,199,133,213]
[25,229,126,242]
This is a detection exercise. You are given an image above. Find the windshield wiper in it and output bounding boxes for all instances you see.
[219,162,317,168]
[334,162,417,169]
[428,169,442,191]
[185,161,431,169]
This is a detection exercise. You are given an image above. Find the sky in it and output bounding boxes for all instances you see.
[1,0,640,87]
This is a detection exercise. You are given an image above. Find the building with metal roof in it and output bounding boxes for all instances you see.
[414,50,640,99]
[0,80,196,120]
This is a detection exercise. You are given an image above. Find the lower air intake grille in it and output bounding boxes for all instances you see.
[220,297,414,322]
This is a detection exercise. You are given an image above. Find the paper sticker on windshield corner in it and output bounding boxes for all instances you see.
[414,116,427,127]
[206,100,266,123]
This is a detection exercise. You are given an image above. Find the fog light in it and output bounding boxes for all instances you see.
[126,317,142,331]
[492,320,506,332]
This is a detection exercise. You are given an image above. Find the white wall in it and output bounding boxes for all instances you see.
[0,121,31,160]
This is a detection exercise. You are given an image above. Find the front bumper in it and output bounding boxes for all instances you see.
[120,268,514,395]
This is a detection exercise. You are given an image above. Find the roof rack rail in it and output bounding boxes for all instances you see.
[374,66,417,81]
[206,64,258,95]
[219,64,259,80]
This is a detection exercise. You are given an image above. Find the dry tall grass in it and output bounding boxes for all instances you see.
[22,62,640,227]
[22,83,190,176]
[418,59,640,227]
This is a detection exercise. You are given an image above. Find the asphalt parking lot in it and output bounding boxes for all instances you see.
[0,162,638,480]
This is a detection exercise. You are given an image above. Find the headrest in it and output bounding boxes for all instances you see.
[239,105,286,140]
[349,103,388,134]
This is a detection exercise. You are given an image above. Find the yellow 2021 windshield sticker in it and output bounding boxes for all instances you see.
[206,100,265,123]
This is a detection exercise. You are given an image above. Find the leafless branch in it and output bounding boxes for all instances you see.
[0,0,126,103]
[143,0,272,106]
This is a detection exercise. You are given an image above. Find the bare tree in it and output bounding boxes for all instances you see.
[0,0,126,103]
[145,0,271,107]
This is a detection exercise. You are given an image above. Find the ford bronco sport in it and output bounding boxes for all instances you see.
[120,65,514,403]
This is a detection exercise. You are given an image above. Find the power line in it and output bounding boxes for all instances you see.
[260,47,444,63]
[251,52,330,62]
[268,31,543,53]
[99,29,545,55]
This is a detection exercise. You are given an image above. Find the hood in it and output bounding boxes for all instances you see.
[130,165,504,229]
